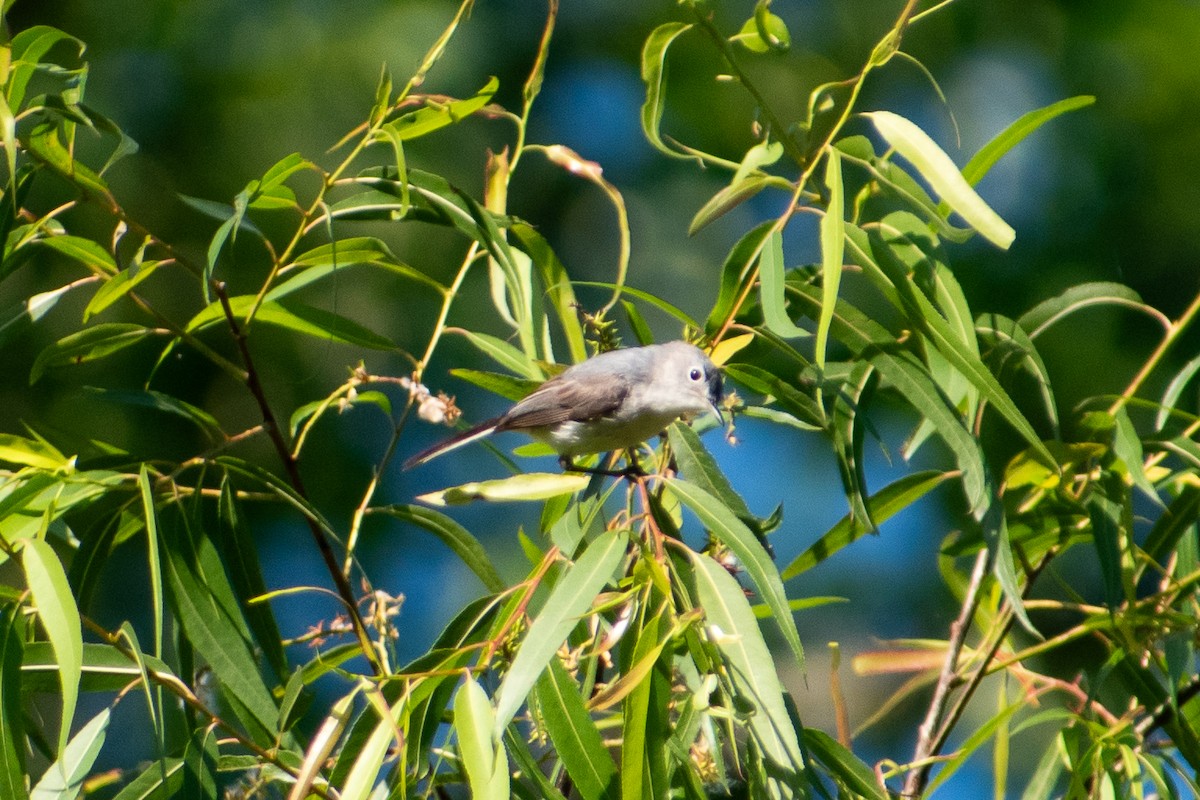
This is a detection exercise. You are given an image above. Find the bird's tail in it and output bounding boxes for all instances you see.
[402,417,502,470]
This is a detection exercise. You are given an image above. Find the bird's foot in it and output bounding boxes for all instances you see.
[559,456,645,479]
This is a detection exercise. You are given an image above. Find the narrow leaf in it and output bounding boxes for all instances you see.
[493,529,627,734]
[30,708,109,800]
[455,677,509,800]
[534,658,617,800]
[758,229,807,339]
[22,538,82,755]
[686,551,804,788]
[867,111,1015,249]
[375,505,506,592]
[640,22,696,161]
[418,473,589,506]
[816,149,844,368]
[665,478,804,669]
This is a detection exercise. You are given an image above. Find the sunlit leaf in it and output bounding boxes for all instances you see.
[22,538,82,755]
[867,111,1015,249]
[816,149,844,368]
[959,95,1095,188]
[640,22,696,161]
[29,708,108,800]
[758,229,807,339]
[455,677,509,800]
[685,550,804,788]
[493,529,627,734]
[666,477,804,669]
[417,473,589,506]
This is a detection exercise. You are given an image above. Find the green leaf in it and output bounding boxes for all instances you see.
[0,283,83,346]
[1156,352,1200,431]
[7,26,85,110]
[0,604,27,800]
[975,312,1060,436]
[512,224,589,364]
[783,471,951,579]
[866,111,1015,249]
[758,229,807,339]
[0,433,68,470]
[724,363,824,428]
[815,149,845,369]
[802,729,887,800]
[380,76,498,142]
[960,95,1095,188]
[493,529,627,734]
[667,422,773,547]
[110,757,185,800]
[30,323,157,383]
[863,224,1054,469]
[83,260,165,321]
[417,473,589,506]
[25,122,110,197]
[215,480,288,682]
[1087,493,1124,610]
[22,538,82,755]
[1144,485,1200,565]
[186,296,394,350]
[735,8,790,53]
[159,510,279,745]
[665,477,804,670]
[455,677,509,800]
[375,505,505,593]
[707,220,775,334]
[1017,281,1154,340]
[685,550,804,790]
[278,236,444,295]
[640,22,696,162]
[30,707,109,800]
[689,175,775,235]
[450,328,545,380]
[21,643,176,694]
[79,387,224,442]
[448,368,541,402]
[534,658,618,800]
[871,351,989,513]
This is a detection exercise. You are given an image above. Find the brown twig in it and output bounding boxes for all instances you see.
[902,548,988,797]
[212,280,383,675]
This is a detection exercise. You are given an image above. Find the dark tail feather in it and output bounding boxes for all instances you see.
[402,417,502,470]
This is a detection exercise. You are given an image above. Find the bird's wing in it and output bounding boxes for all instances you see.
[497,374,630,430]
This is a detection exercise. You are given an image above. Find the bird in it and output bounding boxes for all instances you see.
[403,341,724,474]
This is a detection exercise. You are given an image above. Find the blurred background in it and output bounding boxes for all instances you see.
[4,0,1200,795]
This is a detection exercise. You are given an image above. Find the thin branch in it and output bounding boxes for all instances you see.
[902,548,988,797]
[213,280,383,675]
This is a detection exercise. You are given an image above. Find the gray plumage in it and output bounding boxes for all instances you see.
[403,341,723,470]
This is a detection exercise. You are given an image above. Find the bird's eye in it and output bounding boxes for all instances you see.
[689,368,703,381]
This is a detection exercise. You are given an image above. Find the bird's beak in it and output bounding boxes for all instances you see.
[709,400,726,427]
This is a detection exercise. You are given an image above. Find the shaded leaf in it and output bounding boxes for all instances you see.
[30,323,157,383]
[783,470,951,579]
[375,504,506,593]
[534,658,618,800]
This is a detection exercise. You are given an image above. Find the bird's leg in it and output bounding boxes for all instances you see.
[559,452,645,478]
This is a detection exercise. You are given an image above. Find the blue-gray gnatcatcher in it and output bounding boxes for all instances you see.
[403,341,724,472]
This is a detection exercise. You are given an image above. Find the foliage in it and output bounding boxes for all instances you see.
[2,1,1199,798]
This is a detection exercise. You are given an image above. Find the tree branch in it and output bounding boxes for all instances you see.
[213,280,383,675]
